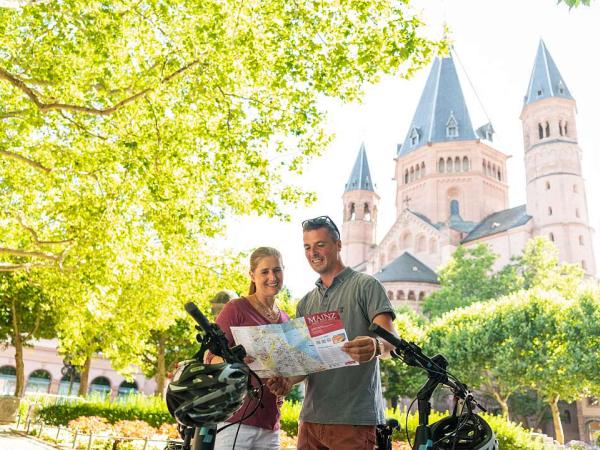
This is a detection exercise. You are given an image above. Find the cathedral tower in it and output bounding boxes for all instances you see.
[341,144,379,268]
[521,40,596,274]
[395,54,509,226]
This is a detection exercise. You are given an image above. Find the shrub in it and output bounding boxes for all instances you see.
[36,394,174,428]
[280,401,302,437]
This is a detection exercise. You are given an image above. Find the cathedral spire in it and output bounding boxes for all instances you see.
[398,54,477,156]
[524,39,573,105]
[345,143,374,192]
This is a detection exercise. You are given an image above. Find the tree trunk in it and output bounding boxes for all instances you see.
[549,395,565,445]
[492,390,510,420]
[78,356,92,397]
[10,297,25,397]
[154,332,166,396]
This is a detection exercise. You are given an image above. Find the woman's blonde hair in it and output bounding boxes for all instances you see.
[248,247,283,295]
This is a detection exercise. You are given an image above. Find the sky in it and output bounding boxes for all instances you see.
[217,0,600,298]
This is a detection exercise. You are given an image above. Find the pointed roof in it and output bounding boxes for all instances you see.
[398,55,477,156]
[524,40,573,106]
[344,143,374,192]
[373,252,439,284]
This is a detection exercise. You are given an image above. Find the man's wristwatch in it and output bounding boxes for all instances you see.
[374,337,383,358]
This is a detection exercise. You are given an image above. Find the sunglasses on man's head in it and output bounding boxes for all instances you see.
[301,215,340,239]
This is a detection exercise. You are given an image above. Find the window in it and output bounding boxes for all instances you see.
[455,156,461,171]
[421,162,426,176]
[364,203,371,221]
[462,156,469,172]
[404,169,409,184]
[548,206,553,216]
[439,158,445,173]
[387,291,394,300]
[408,291,416,301]
[564,122,568,136]
[549,232,555,242]
[538,123,544,139]
[418,292,425,301]
[397,290,405,301]
[410,128,420,146]
[545,121,550,138]
[576,208,580,218]
[350,203,356,220]
[497,169,502,181]
[559,120,564,136]
[573,184,578,193]
[537,88,543,96]
[410,167,415,182]
[558,81,565,94]
[545,181,551,190]
[446,114,459,138]
[415,164,421,179]
[446,157,453,173]
[582,260,587,270]
[579,235,584,245]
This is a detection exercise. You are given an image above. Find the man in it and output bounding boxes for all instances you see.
[268,215,397,450]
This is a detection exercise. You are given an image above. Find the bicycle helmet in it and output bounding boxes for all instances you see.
[430,414,499,450]
[166,359,248,427]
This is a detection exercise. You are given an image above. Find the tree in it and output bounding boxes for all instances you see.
[422,244,519,318]
[0,271,55,396]
[1,0,445,275]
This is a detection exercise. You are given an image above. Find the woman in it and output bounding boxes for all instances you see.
[206,247,290,450]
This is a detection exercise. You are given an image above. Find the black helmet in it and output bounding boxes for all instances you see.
[166,359,248,427]
[430,414,499,450]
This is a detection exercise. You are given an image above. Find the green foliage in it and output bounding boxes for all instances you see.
[280,400,302,437]
[35,395,173,428]
[422,244,519,318]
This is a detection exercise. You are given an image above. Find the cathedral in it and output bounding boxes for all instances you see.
[341,40,596,308]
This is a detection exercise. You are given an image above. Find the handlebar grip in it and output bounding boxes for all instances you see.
[369,323,404,349]
[184,302,213,334]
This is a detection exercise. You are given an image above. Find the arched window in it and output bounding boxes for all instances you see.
[538,123,544,139]
[404,169,409,184]
[455,156,461,171]
[408,291,416,301]
[429,238,437,254]
[487,161,492,176]
[401,232,413,249]
[118,380,138,397]
[482,160,486,174]
[576,208,580,218]
[415,164,421,179]
[410,128,420,147]
[579,235,584,245]
[438,158,445,173]
[545,181,551,190]
[545,121,550,138]
[446,113,459,138]
[549,232,555,242]
[59,372,81,396]
[350,203,356,220]
[416,235,426,252]
[364,203,371,221]
[418,292,425,301]
[421,162,426,176]
[564,122,568,136]
[410,167,415,182]
[89,376,112,397]
[446,157,453,173]
[582,260,587,270]
[573,184,578,193]
[0,366,17,396]
[548,206,553,216]
[497,169,502,181]
[559,120,564,136]
[397,290,405,301]
[387,290,394,300]
[26,369,52,394]
[462,156,469,172]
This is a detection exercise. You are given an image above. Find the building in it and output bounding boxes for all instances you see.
[341,40,599,443]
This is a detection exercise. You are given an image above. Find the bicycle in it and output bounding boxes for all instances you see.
[166,302,264,450]
[370,323,499,450]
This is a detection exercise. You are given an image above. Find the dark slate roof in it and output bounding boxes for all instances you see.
[373,252,439,284]
[398,55,477,156]
[462,205,532,243]
[410,210,443,230]
[524,40,573,106]
[345,143,375,192]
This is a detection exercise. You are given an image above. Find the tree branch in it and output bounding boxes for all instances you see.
[17,216,75,246]
[0,247,61,261]
[0,149,52,173]
[0,59,202,116]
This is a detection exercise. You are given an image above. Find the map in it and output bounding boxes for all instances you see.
[231,311,357,377]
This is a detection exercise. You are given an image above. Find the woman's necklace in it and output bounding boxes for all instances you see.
[250,295,280,321]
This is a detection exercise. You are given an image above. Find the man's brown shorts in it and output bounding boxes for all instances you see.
[297,421,376,450]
